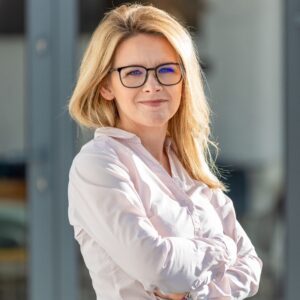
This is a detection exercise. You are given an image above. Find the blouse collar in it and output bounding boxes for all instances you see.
[94,126,173,150]
[95,127,138,142]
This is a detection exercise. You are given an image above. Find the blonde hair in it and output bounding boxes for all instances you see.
[68,3,226,191]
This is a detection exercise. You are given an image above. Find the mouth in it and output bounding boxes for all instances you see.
[139,99,168,107]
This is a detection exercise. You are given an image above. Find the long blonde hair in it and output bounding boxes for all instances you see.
[68,3,226,191]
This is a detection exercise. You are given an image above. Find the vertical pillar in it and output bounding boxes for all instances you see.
[285,1,300,299]
[26,0,78,299]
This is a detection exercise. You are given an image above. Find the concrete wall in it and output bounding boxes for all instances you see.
[200,0,283,166]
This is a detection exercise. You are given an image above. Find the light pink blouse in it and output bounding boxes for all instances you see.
[68,127,262,300]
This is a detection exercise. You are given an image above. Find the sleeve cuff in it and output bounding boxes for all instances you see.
[214,234,237,267]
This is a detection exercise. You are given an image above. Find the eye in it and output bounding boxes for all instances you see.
[158,66,176,74]
[125,69,143,76]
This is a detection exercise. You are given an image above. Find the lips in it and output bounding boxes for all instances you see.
[139,99,168,107]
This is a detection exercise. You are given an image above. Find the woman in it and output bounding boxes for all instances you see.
[68,4,262,300]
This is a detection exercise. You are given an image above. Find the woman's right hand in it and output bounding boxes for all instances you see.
[154,288,187,300]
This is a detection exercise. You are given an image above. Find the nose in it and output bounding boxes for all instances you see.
[142,70,162,93]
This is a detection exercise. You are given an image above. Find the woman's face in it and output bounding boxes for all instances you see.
[101,33,183,132]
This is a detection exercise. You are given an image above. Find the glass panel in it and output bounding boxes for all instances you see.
[0,1,27,299]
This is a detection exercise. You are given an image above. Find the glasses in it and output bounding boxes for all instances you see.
[110,62,184,88]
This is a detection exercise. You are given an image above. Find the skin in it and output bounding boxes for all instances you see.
[154,289,187,300]
[100,33,183,177]
[100,33,187,300]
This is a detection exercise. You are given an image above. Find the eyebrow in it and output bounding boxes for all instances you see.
[112,61,179,69]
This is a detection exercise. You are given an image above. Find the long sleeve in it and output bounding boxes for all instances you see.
[190,189,262,299]
[68,148,241,294]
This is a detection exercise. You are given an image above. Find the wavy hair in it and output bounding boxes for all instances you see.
[68,3,226,191]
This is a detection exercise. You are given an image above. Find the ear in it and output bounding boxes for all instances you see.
[99,79,115,101]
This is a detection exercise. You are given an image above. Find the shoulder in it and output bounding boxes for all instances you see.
[70,136,131,183]
[209,188,234,209]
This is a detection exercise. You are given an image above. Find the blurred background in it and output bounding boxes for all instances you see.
[0,0,299,299]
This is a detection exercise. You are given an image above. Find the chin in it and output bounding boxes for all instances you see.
[141,119,169,128]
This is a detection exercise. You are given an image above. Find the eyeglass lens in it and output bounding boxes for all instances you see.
[119,64,182,87]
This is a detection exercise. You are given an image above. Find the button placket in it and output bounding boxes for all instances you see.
[189,209,201,235]
[136,143,201,226]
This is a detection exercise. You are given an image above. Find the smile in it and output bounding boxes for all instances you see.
[139,99,168,107]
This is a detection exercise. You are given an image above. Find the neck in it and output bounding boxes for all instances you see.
[116,121,167,163]
[140,131,167,162]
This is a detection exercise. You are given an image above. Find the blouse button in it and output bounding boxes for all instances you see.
[192,214,200,226]
[194,219,200,228]
[187,204,194,213]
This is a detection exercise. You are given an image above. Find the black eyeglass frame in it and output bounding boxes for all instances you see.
[110,62,184,88]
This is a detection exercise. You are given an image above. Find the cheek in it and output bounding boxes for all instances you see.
[113,87,137,104]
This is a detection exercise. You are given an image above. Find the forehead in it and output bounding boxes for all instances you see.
[113,33,179,67]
